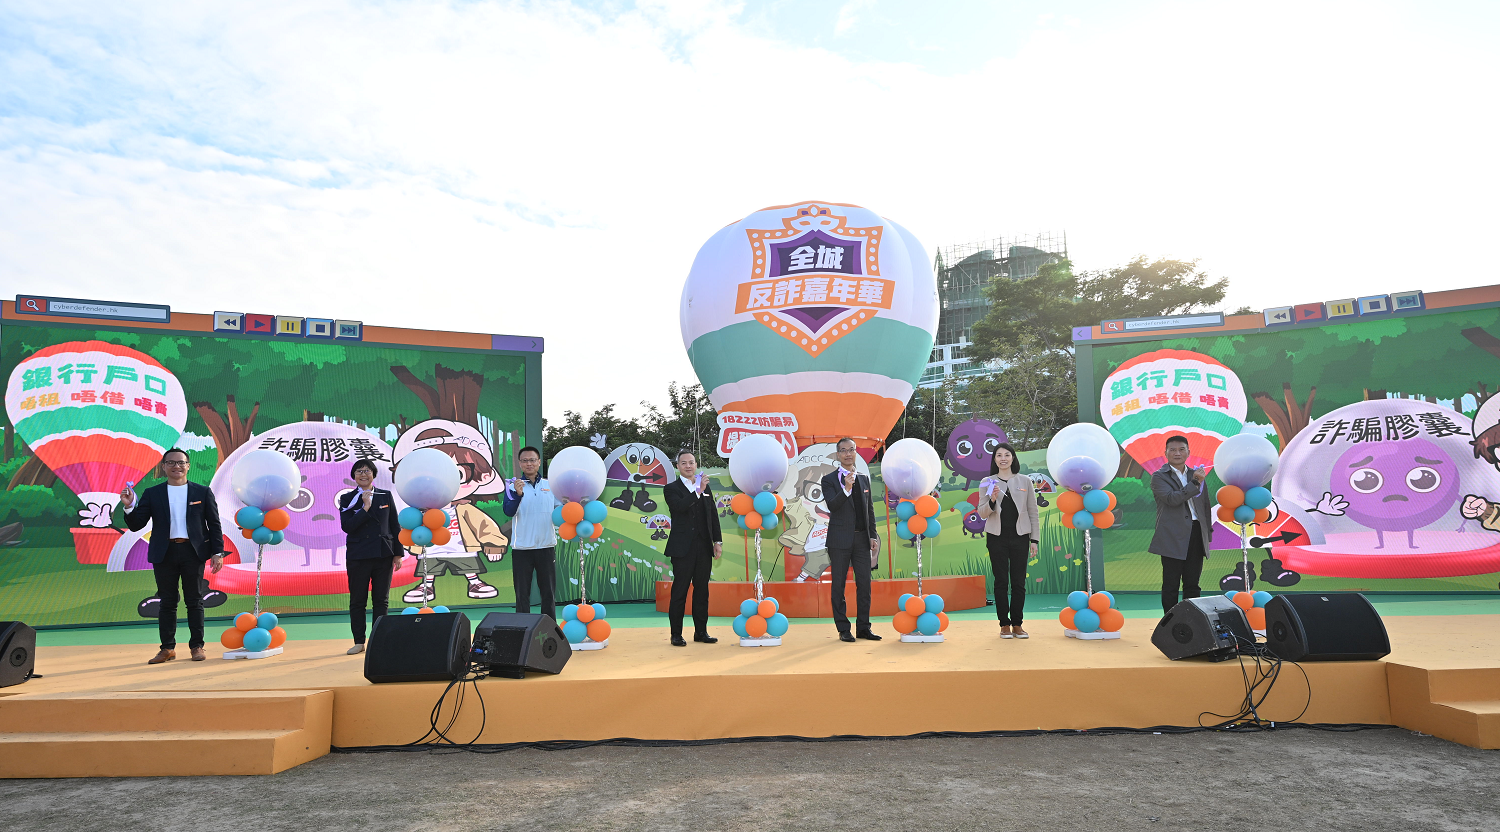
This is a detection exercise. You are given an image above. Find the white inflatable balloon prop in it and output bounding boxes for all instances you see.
[727,433,790,609]
[394,447,462,511]
[231,449,301,511]
[548,446,608,504]
[1044,423,1123,603]
[1213,432,1281,597]
[882,438,942,499]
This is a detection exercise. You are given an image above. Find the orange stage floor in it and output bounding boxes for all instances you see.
[3,614,1497,777]
[653,575,988,617]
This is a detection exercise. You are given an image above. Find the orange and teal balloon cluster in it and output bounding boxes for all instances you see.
[553,500,607,541]
[234,506,289,546]
[893,593,950,635]
[560,603,611,644]
[1226,590,1272,630]
[1060,590,1125,633]
[402,604,450,614]
[220,611,287,652]
[1215,486,1273,526]
[398,507,453,547]
[1057,489,1116,530]
[730,490,783,531]
[895,495,942,539]
[733,597,789,638]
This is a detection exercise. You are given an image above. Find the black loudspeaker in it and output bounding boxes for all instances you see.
[473,613,570,679]
[0,622,36,687]
[364,611,472,683]
[1151,597,1254,661]
[1263,593,1390,661]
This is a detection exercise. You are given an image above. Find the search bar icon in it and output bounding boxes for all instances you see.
[14,295,171,323]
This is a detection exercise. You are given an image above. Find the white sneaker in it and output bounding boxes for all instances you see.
[466,580,498,599]
[403,581,434,604]
[346,643,365,655]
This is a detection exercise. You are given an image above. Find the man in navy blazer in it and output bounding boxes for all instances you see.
[121,448,224,664]
[820,438,882,642]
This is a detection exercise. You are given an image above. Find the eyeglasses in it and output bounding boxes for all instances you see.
[163,461,189,467]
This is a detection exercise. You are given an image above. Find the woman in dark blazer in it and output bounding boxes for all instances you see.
[339,459,403,654]
[975,442,1040,638]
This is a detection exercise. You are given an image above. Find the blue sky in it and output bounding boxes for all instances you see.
[2,1,1498,422]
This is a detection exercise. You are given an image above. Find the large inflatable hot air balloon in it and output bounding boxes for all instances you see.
[680,201,939,459]
[5,341,187,526]
[1100,349,1247,472]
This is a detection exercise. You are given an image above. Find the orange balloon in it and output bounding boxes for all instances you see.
[399,528,414,546]
[1059,607,1076,629]
[1216,486,1245,508]
[262,508,290,531]
[774,494,785,514]
[1216,505,1237,525]
[423,509,448,529]
[1253,508,1271,523]
[1100,608,1125,632]
[893,611,917,634]
[1087,592,1111,613]
[1232,591,1255,611]
[1105,491,1118,511]
[576,604,596,623]
[745,615,768,637]
[914,495,940,517]
[1057,490,1084,514]
[559,523,578,540]
[907,515,928,536]
[220,628,245,649]
[905,595,926,616]
[937,611,950,632]
[1060,512,1076,529]
[587,619,612,642]
[561,501,585,524]
[1093,511,1116,529]
[268,626,287,648]
[744,512,763,530]
[757,599,776,618]
[235,612,257,632]
[730,493,754,515]
[589,523,604,539]
[419,607,435,614]
[429,526,452,546]
[241,527,255,540]
[1246,607,1267,630]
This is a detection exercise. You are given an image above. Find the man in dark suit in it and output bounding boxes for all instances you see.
[662,450,722,646]
[1148,435,1214,614]
[340,458,403,655]
[821,438,882,642]
[121,448,223,664]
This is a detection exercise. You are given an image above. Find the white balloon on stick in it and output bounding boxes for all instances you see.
[394,447,462,510]
[549,446,608,503]
[882,438,942,499]
[230,449,301,511]
[728,433,789,494]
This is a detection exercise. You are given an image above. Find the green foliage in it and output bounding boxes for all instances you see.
[543,383,725,468]
[960,331,1078,450]
[882,378,967,455]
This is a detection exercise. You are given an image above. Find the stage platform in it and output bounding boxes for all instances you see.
[653,575,988,617]
[3,612,1498,778]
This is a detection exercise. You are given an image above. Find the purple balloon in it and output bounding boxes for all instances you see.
[1056,455,1108,492]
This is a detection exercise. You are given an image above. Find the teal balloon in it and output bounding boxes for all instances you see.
[924,594,945,614]
[898,593,913,610]
[1082,490,1111,513]
[1098,590,1116,608]
[752,491,776,514]
[575,520,595,539]
[410,526,433,546]
[398,507,425,530]
[402,606,419,615]
[765,596,779,613]
[1067,590,1090,611]
[583,500,608,524]
[432,605,450,613]
[267,530,284,545]
[761,513,778,530]
[562,620,587,643]
[896,501,917,521]
[896,521,914,540]
[1073,608,1101,633]
[256,612,279,631]
[739,598,760,617]
[1225,590,1239,601]
[916,612,941,635]
[732,615,749,638]
[243,627,272,652]
[766,612,789,637]
[922,518,941,538]
[561,604,579,621]
[1252,591,1273,608]
[552,506,565,526]
[1072,510,1095,530]
[235,506,264,529]
[736,515,748,530]
[591,603,606,620]
[251,525,273,545]
[1233,505,1255,524]
[1243,486,1273,510]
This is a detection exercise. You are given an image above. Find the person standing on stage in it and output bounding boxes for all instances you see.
[502,446,558,621]
[662,450,722,646]
[339,458,402,655]
[976,442,1039,638]
[821,438,882,642]
[121,448,223,664]
[1149,435,1213,614]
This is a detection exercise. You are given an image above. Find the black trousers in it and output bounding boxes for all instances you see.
[828,544,873,633]
[668,549,713,638]
[154,541,207,651]
[1161,520,1208,614]
[512,547,557,620]
[987,533,1030,625]
[347,556,395,644]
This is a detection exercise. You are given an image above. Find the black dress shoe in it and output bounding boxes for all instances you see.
[671,635,688,647]
[693,634,718,644]
[856,631,883,641]
[839,632,856,642]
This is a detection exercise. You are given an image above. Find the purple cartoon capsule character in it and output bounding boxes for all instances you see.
[945,419,1008,486]
[1332,437,1458,549]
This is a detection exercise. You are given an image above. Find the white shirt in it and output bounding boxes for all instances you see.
[1172,466,1198,522]
[167,483,188,538]
[680,474,702,493]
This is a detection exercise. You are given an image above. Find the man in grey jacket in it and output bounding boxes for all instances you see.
[1148,435,1214,614]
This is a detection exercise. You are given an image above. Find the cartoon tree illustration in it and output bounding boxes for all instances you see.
[1251,384,1317,453]
[390,364,486,426]
[194,395,261,468]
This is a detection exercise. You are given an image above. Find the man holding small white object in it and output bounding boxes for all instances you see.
[976,442,1039,638]
[820,438,881,642]
[502,446,558,621]
[663,451,722,646]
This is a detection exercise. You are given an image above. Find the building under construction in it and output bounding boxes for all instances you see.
[919,232,1068,388]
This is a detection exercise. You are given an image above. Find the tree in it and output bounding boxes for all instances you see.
[543,404,648,462]
[960,331,1078,451]
[882,379,965,455]
[640,383,724,468]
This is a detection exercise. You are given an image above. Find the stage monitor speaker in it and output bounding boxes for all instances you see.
[473,613,570,679]
[1263,593,1389,661]
[364,611,472,683]
[0,622,36,688]
[1151,597,1254,661]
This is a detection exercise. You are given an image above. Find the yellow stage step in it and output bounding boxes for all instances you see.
[1388,664,1500,750]
[0,690,333,778]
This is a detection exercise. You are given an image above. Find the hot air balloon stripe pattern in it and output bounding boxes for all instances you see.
[5,341,187,522]
[1099,349,1247,473]
[681,202,938,455]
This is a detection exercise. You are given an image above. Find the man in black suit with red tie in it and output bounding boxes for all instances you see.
[820,438,882,642]
[662,450,722,647]
[121,448,224,664]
